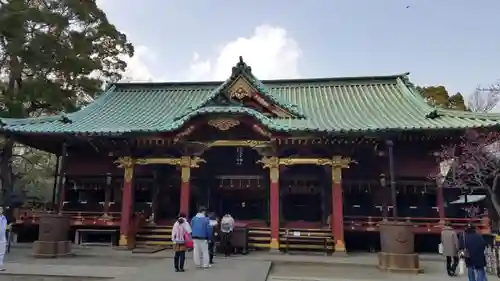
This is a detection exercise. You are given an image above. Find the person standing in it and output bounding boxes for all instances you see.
[171,217,187,272]
[177,213,192,234]
[441,223,459,276]
[207,211,218,264]
[190,206,212,268]
[0,206,8,271]
[220,213,235,257]
[459,225,488,281]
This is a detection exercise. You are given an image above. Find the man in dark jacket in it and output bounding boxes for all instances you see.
[459,225,487,281]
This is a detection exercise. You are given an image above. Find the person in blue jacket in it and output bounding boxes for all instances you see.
[190,206,212,268]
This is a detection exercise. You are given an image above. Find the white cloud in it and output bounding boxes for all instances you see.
[188,25,302,81]
[120,45,156,82]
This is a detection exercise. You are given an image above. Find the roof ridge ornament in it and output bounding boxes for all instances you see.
[231,56,252,79]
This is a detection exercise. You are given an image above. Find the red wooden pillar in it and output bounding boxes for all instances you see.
[331,156,351,253]
[260,156,280,251]
[117,157,134,246]
[269,163,280,251]
[437,185,445,224]
[179,156,191,216]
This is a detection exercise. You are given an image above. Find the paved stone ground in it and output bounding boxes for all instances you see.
[268,262,469,281]
[0,245,481,281]
[1,245,271,281]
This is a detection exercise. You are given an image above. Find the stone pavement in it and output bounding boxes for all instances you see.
[1,246,271,281]
[111,258,271,281]
[0,245,477,281]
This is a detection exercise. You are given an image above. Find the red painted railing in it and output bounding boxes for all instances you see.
[344,216,491,234]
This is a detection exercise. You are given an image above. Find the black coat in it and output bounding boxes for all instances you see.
[459,231,487,268]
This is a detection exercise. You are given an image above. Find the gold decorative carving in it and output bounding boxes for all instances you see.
[280,158,332,166]
[136,158,181,165]
[331,156,354,184]
[208,118,240,131]
[115,157,135,182]
[258,156,280,183]
[178,156,205,182]
[258,156,280,169]
[135,156,205,168]
[208,140,270,148]
[331,155,353,168]
[228,77,253,99]
[115,156,134,168]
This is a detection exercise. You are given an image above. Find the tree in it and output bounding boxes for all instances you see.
[432,131,500,222]
[417,86,467,111]
[0,0,134,202]
[468,83,500,113]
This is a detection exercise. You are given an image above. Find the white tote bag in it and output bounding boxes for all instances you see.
[438,243,443,254]
[458,258,466,276]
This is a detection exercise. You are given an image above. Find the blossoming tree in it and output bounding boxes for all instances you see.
[433,130,500,219]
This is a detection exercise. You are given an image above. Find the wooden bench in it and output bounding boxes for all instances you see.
[74,228,119,246]
[282,229,332,255]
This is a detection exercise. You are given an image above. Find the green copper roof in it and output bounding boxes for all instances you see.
[2,68,500,135]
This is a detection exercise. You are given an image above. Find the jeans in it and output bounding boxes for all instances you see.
[208,241,214,263]
[193,239,210,267]
[467,266,487,281]
[174,251,185,270]
[446,256,459,275]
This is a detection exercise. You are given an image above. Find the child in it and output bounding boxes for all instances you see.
[171,217,188,272]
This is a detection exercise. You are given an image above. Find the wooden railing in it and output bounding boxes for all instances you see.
[344,216,491,234]
[15,209,121,226]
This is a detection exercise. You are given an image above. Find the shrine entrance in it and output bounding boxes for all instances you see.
[192,146,268,224]
[280,165,329,228]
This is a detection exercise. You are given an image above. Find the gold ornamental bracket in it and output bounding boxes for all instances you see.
[206,140,270,148]
[256,156,356,184]
[257,156,356,168]
[258,156,280,183]
[331,156,356,184]
[115,156,206,168]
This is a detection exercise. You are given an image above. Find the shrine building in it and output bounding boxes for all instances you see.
[2,57,499,253]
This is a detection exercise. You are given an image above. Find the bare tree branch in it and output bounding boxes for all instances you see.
[468,83,500,112]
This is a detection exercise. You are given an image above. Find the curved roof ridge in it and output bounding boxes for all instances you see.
[159,105,288,133]
[435,108,500,120]
[111,73,411,88]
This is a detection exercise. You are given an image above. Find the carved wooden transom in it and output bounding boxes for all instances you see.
[207,118,240,131]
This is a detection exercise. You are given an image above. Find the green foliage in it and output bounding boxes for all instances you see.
[11,144,56,202]
[0,0,134,202]
[0,0,134,117]
[416,86,467,111]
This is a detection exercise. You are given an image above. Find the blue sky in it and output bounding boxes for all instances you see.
[98,0,499,97]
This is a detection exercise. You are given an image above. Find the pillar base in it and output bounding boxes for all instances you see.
[269,238,281,254]
[333,240,347,256]
[377,252,421,274]
[115,234,130,250]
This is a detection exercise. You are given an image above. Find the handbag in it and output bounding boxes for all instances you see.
[184,232,193,249]
[458,258,466,276]
[438,243,443,254]
[460,232,470,258]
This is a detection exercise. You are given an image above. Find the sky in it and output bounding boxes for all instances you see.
[96,0,499,98]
